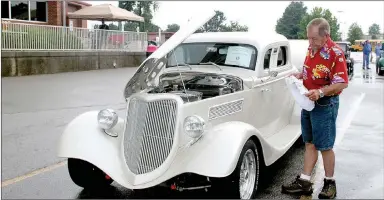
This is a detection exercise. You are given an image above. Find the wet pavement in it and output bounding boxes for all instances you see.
[2,54,383,199]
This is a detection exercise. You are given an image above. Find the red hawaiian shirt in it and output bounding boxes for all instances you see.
[302,38,349,95]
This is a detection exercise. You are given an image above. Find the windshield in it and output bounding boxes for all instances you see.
[336,43,347,52]
[166,43,258,70]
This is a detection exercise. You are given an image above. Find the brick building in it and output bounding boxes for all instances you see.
[1,1,91,28]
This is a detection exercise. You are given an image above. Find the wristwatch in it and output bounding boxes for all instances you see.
[318,89,324,98]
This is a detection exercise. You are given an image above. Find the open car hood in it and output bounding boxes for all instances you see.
[124,10,216,99]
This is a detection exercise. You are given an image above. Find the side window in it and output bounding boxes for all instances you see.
[277,46,287,67]
[263,48,272,69]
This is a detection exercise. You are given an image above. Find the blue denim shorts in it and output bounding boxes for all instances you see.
[301,95,340,151]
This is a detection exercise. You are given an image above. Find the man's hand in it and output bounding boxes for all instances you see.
[290,72,303,79]
[305,89,320,101]
[322,83,348,96]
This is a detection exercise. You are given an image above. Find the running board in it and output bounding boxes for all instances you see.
[266,124,301,149]
[262,123,302,166]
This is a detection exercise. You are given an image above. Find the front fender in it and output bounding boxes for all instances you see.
[57,111,135,188]
[171,121,267,178]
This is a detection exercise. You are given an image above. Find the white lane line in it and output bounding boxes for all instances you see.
[310,92,366,196]
[1,161,67,188]
[335,93,366,146]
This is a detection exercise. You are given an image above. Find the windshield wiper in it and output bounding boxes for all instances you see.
[199,61,222,71]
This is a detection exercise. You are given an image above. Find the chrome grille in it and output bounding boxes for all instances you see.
[209,99,244,120]
[124,98,178,175]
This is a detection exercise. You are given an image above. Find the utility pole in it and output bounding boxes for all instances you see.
[62,1,66,26]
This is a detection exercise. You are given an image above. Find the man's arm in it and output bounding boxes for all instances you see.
[306,82,347,100]
[323,51,349,96]
[321,82,348,96]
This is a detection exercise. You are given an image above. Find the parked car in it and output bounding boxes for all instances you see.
[146,40,158,57]
[377,51,384,76]
[58,11,306,199]
[335,41,354,80]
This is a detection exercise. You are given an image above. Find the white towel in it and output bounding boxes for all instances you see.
[285,76,315,111]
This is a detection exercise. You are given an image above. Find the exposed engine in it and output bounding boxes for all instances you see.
[148,72,243,102]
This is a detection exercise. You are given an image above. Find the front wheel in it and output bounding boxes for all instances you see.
[68,158,113,189]
[212,139,260,199]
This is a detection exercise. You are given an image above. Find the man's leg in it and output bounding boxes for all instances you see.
[303,143,318,176]
[321,149,335,177]
[363,54,367,69]
[312,96,339,199]
[281,110,314,195]
[364,54,371,69]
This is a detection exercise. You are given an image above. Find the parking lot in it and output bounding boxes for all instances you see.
[2,52,383,199]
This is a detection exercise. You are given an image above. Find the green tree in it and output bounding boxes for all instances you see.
[347,22,363,44]
[368,23,381,39]
[165,23,180,32]
[197,10,227,32]
[118,1,160,32]
[118,1,136,11]
[108,23,119,30]
[298,7,341,41]
[195,10,248,33]
[275,1,307,39]
[220,21,248,32]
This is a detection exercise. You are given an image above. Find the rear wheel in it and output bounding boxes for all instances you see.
[212,139,260,199]
[68,158,113,189]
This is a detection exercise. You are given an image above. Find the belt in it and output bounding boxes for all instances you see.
[321,95,339,100]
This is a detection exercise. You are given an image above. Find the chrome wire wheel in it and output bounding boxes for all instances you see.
[239,149,257,199]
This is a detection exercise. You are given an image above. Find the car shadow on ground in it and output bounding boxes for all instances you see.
[75,139,305,199]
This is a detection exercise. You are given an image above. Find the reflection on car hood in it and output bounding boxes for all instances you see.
[124,9,216,99]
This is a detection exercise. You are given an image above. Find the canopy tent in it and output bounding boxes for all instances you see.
[67,4,144,22]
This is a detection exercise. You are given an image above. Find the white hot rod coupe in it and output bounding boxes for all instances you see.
[57,10,307,199]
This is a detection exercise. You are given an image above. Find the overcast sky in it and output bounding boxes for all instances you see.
[87,1,383,36]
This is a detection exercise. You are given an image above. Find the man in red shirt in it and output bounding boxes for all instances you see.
[282,18,349,199]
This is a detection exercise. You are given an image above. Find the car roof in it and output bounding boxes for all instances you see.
[182,31,288,51]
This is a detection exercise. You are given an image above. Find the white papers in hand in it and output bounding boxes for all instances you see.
[285,76,314,111]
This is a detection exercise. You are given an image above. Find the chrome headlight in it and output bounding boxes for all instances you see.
[183,115,205,138]
[97,109,118,130]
